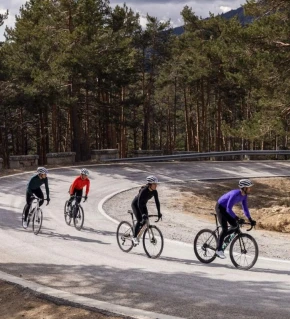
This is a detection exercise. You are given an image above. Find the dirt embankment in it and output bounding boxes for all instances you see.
[163,177,290,233]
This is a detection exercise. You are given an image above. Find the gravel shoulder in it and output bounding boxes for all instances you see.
[0,280,127,319]
[104,180,290,260]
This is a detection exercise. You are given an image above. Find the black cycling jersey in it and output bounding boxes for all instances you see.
[131,185,161,237]
[132,185,161,216]
[27,174,49,198]
[24,174,49,222]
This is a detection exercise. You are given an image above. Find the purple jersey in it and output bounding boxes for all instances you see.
[217,189,251,219]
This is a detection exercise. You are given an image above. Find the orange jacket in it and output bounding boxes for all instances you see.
[70,176,90,195]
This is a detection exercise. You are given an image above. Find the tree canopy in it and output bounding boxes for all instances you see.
[0,0,289,165]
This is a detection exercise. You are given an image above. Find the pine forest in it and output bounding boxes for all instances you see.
[0,0,290,165]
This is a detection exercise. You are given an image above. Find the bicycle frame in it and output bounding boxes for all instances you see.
[211,212,222,238]
[211,212,254,249]
[69,195,86,213]
[28,197,41,220]
[128,210,149,235]
[128,211,157,240]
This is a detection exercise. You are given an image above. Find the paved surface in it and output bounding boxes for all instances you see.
[0,161,290,318]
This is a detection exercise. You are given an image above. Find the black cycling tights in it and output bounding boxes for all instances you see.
[215,203,238,251]
[69,189,83,204]
[24,188,44,221]
[131,202,144,237]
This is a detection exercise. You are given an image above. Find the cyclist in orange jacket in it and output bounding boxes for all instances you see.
[67,168,90,206]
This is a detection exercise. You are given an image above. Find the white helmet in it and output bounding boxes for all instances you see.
[146,175,158,184]
[37,167,48,175]
[239,179,253,188]
[80,168,89,176]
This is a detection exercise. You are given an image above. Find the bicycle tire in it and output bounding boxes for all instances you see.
[116,221,134,253]
[194,229,218,263]
[73,205,84,231]
[32,208,43,235]
[22,204,28,228]
[143,225,164,259]
[64,200,72,226]
[229,233,259,270]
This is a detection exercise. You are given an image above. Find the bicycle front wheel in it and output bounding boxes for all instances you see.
[143,225,164,259]
[229,233,259,270]
[64,200,72,226]
[116,221,134,253]
[73,205,84,231]
[32,208,43,235]
[194,229,217,263]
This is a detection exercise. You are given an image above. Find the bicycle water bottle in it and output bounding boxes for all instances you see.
[222,233,235,250]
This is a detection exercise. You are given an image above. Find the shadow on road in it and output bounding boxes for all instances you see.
[0,261,289,319]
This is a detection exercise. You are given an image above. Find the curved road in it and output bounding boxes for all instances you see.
[0,161,290,319]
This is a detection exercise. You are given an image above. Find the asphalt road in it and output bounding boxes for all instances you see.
[0,161,290,319]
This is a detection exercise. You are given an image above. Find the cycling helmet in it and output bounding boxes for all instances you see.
[37,167,48,175]
[80,168,89,176]
[239,179,253,188]
[146,175,158,184]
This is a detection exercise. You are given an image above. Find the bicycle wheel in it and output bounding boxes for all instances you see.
[64,200,72,226]
[32,208,43,235]
[73,205,84,231]
[143,225,164,259]
[116,221,134,253]
[22,204,27,228]
[194,229,218,263]
[229,233,259,270]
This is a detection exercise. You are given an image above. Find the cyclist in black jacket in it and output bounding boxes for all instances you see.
[131,175,162,245]
[23,167,50,229]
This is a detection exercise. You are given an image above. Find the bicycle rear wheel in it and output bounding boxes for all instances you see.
[22,204,28,228]
[229,233,259,270]
[32,208,43,235]
[73,205,84,231]
[194,229,218,263]
[143,225,164,259]
[64,200,72,226]
[116,221,134,252]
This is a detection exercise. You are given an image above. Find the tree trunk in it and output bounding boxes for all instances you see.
[184,87,192,151]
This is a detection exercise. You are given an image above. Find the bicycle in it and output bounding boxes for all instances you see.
[193,213,259,270]
[22,196,48,235]
[64,195,86,231]
[116,210,164,259]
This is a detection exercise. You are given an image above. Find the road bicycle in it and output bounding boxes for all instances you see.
[22,196,48,235]
[193,213,259,270]
[116,210,164,258]
[64,196,86,231]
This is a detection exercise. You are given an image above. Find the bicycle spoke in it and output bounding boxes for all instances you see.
[64,201,72,226]
[143,226,164,258]
[73,206,84,230]
[194,229,217,263]
[116,221,134,253]
[32,209,43,235]
[230,234,259,270]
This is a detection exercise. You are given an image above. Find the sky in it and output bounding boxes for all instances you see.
[0,0,247,41]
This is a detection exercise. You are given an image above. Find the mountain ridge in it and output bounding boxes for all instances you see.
[172,6,250,35]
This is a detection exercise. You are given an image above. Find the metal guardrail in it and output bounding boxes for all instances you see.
[103,150,290,163]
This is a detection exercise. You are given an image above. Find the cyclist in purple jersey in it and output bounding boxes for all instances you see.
[215,179,256,259]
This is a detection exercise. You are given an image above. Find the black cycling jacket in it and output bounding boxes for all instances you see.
[27,174,49,198]
[132,185,161,216]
